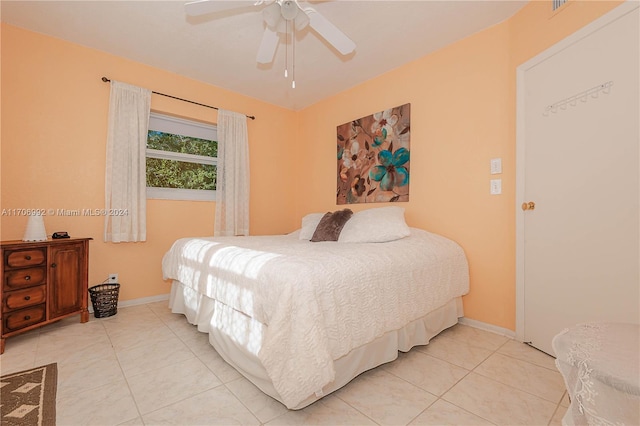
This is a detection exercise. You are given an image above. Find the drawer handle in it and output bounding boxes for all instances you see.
[24,296,31,301]
[25,275,31,281]
[25,255,32,261]
[24,315,31,320]
[51,263,57,268]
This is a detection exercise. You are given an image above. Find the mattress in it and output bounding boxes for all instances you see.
[162,228,469,408]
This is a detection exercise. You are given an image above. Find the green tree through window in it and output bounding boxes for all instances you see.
[146,131,217,190]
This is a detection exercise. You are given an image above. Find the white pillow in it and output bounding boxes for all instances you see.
[299,213,325,240]
[338,206,411,243]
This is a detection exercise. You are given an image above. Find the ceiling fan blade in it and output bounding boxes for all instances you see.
[256,27,279,64]
[185,0,256,17]
[307,9,355,55]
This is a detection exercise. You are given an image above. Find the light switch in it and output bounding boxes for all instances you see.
[490,179,502,195]
[490,158,502,175]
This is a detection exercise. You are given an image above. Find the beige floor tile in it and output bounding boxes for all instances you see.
[549,404,568,426]
[497,340,558,370]
[11,301,569,426]
[409,399,496,425]
[116,417,145,426]
[148,302,182,321]
[142,386,260,425]
[127,357,222,414]
[157,308,195,326]
[0,331,39,374]
[197,344,244,383]
[474,352,566,403]
[101,316,167,338]
[225,376,289,423]
[176,326,216,355]
[335,368,437,426]
[56,351,125,399]
[56,378,139,426]
[383,350,468,396]
[0,351,36,375]
[560,391,570,407]
[94,306,159,329]
[443,373,557,426]
[35,321,111,366]
[37,320,109,349]
[145,300,171,312]
[266,395,377,425]
[106,320,177,351]
[45,314,92,330]
[1,328,40,354]
[416,335,493,370]
[35,339,116,367]
[116,334,196,377]
[105,304,158,321]
[440,324,510,351]
[150,307,189,328]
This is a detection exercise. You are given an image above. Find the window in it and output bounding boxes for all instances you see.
[146,112,217,201]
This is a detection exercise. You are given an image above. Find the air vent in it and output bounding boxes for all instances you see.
[553,0,568,11]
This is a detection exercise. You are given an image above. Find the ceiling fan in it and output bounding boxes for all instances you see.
[184,0,356,66]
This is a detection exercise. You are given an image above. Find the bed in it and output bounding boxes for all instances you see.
[161,207,469,409]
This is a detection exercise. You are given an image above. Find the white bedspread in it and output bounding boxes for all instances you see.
[162,228,469,408]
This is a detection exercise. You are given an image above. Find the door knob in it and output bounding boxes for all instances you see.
[522,201,536,211]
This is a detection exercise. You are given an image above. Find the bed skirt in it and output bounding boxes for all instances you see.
[169,280,464,410]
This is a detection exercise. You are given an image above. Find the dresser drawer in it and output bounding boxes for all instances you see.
[4,286,46,311]
[3,305,46,333]
[5,248,46,269]
[4,267,46,290]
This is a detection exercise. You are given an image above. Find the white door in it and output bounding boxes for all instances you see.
[516,4,639,356]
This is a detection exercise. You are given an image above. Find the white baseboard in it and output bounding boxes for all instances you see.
[459,317,517,339]
[88,293,170,313]
[119,293,170,308]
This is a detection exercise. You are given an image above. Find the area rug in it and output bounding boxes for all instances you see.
[0,363,57,426]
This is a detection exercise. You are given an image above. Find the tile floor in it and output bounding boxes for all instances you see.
[0,302,570,425]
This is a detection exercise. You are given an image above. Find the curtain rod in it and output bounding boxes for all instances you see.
[101,77,256,120]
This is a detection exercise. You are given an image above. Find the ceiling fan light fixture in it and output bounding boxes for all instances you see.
[280,0,298,21]
[294,11,309,31]
[262,2,281,28]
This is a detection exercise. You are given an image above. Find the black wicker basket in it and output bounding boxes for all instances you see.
[88,283,120,318]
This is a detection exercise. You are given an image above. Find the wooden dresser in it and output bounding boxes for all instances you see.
[0,238,91,354]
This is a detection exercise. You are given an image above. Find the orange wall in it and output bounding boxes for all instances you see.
[294,0,623,330]
[1,24,298,302]
[1,0,623,328]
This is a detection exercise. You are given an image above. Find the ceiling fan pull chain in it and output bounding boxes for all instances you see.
[284,19,289,78]
[292,25,296,89]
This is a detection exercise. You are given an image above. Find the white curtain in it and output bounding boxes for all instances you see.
[104,81,151,242]
[214,109,250,236]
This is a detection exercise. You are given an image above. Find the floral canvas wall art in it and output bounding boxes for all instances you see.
[337,103,410,204]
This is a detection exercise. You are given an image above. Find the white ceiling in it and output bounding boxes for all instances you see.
[1,0,527,110]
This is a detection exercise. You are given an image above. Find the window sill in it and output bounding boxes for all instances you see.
[146,187,216,202]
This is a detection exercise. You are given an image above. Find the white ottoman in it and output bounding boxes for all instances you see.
[552,322,640,426]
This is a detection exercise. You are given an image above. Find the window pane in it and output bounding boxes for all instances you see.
[147,131,217,157]
[146,158,217,190]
